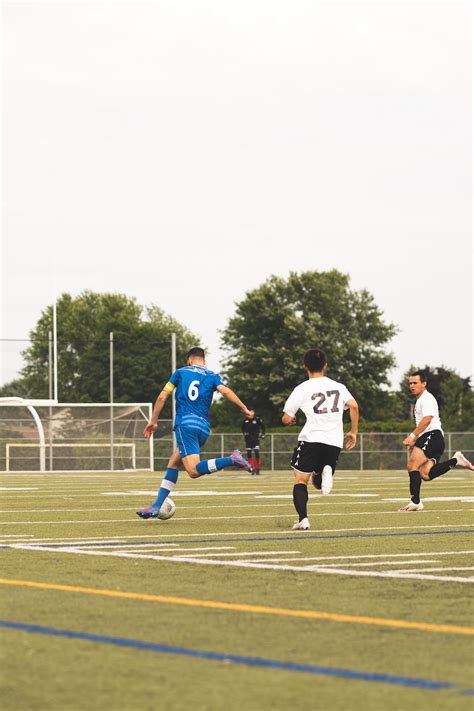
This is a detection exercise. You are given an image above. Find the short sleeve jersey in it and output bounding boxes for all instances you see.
[414,390,443,435]
[164,365,223,434]
[283,376,354,447]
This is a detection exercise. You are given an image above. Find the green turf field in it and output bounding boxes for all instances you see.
[1,469,473,710]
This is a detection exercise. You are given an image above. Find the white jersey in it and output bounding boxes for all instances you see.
[414,390,443,435]
[283,376,355,447]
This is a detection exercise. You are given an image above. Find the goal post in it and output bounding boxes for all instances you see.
[0,401,170,472]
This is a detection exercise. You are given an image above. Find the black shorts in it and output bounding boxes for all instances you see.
[414,430,445,463]
[244,438,260,449]
[290,441,341,474]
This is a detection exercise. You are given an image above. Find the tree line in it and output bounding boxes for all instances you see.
[2,271,472,431]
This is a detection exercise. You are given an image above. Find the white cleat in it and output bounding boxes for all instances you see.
[292,517,310,530]
[398,501,424,512]
[453,451,474,471]
[321,465,333,495]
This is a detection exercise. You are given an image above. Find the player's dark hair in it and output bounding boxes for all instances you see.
[304,348,327,373]
[410,370,427,383]
[187,347,205,360]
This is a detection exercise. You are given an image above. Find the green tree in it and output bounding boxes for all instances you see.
[220,270,397,426]
[0,292,200,405]
[397,365,473,429]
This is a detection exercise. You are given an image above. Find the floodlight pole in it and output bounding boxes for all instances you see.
[171,332,177,450]
[110,332,114,471]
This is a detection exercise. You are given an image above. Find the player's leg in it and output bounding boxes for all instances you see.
[136,448,182,519]
[254,444,261,474]
[317,445,341,495]
[177,427,252,477]
[290,442,314,530]
[415,431,465,482]
[246,447,254,473]
[399,445,428,511]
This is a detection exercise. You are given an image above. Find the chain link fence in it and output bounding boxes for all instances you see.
[1,403,472,472]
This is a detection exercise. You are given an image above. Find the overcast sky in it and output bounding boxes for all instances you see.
[1,1,472,397]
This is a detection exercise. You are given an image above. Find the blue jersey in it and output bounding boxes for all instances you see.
[164,365,223,434]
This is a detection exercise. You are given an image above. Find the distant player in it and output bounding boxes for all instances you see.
[242,414,266,474]
[282,348,359,530]
[137,347,254,519]
[398,370,473,512]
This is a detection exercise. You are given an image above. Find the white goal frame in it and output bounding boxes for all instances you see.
[0,399,155,472]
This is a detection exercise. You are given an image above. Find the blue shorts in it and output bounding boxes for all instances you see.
[175,426,209,458]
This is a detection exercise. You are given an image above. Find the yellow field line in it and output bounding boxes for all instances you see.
[0,577,472,636]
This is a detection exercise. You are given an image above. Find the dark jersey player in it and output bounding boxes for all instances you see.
[242,415,266,474]
[137,347,254,519]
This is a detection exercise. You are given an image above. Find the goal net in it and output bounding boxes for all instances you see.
[0,401,172,472]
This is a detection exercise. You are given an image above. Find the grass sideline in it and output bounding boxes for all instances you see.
[0,468,473,711]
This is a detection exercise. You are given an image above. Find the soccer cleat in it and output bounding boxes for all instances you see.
[136,506,160,519]
[292,518,310,530]
[453,451,474,471]
[230,449,252,472]
[321,465,333,495]
[398,501,424,512]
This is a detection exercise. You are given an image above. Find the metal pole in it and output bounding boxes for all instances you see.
[53,295,58,402]
[171,332,177,451]
[271,434,274,471]
[148,403,154,471]
[48,331,53,471]
[110,332,114,471]
[360,432,364,471]
[221,433,224,458]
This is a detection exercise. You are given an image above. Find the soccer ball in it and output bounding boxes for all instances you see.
[157,498,176,520]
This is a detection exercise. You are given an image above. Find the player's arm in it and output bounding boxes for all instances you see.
[402,416,432,446]
[216,385,254,419]
[282,390,299,426]
[344,398,359,450]
[144,381,174,439]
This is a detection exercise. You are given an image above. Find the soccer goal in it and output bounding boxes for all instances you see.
[0,400,170,472]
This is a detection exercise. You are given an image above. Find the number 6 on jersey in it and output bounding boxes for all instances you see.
[188,380,200,401]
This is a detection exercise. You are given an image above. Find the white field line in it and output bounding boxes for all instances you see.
[171,550,301,558]
[2,524,473,544]
[0,502,389,513]
[91,546,238,553]
[10,544,473,583]
[300,558,473,568]
[1,483,472,496]
[1,509,473,525]
[389,566,474,574]
[238,558,441,565]
[1,483,473,499]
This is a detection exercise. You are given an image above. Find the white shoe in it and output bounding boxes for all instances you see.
[398,501,424,512]
[292,517,310,530]
[321,465,333,495]
[454,451,474,471]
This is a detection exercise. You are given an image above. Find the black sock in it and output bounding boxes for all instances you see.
[293,483,308,521]
[409,471,422,504]
[428,458,457,481]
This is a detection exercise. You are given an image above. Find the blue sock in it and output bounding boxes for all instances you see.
[151,468,179,509]
[195,457,236,476]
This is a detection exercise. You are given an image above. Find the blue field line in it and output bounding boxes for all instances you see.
[9,528,472,549]
[0,619,460,692]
